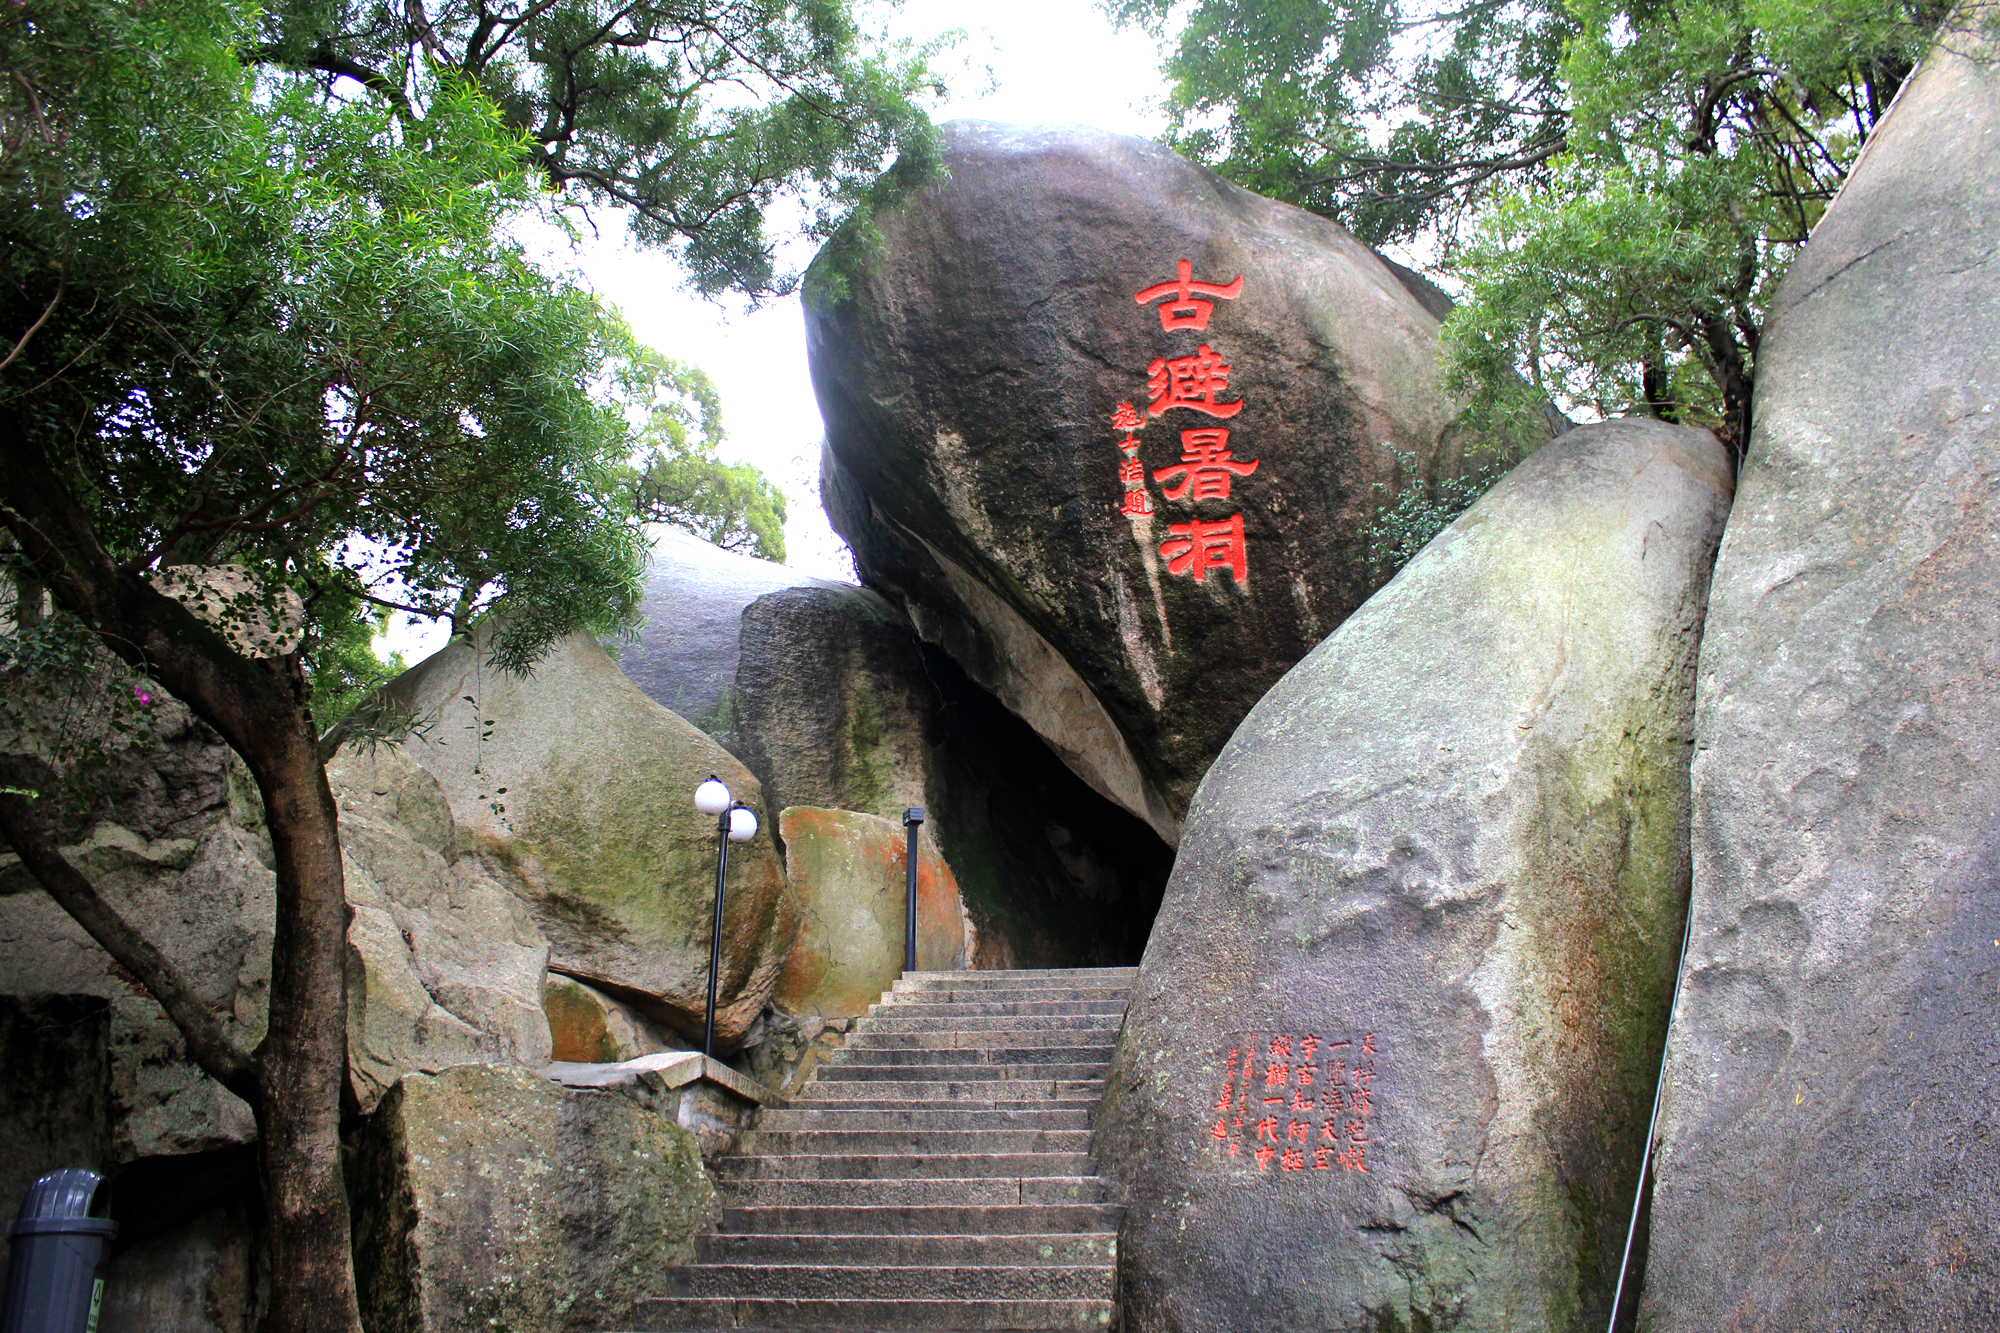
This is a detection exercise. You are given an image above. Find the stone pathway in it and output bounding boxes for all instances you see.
[634,967,1137,1331]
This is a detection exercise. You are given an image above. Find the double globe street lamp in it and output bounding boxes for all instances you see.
[694,775,758,1058]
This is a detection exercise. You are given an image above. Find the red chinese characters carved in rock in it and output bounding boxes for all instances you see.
[1133,259,1244,332]
[1205,1031,1380,1176]
[1154,428,1259,502]
[1146,345,1241,419]
[1160,514,1247,585]
[1111,401,1154,515]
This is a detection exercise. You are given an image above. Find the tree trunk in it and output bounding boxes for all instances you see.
[245,673,363,1333]
[0,441,365,1333]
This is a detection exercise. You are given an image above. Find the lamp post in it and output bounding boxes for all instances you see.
[902,806,925,974]
[694,775,759,1058]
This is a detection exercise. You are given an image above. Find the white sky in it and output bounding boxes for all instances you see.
[385,0,1170,662]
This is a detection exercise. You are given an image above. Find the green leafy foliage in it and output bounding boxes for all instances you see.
[1108,0,1964,459]
[253,0,948,296]
[1359,447,1517,575]
[616,352,788,561]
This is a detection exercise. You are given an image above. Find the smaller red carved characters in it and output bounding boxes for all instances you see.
[1255,1144,1277,1171]
[1160,514,1248,584]
[1118,458,1146,485]
[1214,1087,1234,1112]
[1133,259,1244,332]
[1268,1036,1292,1060]
[1253,1116,1281,1143]
[1287,1119,1311,1143]
[1154,428,1259,502]
[1320,1119,1340,1143]
[1264,1059,1290,1089]
[1337,1142,1368,1173]
[1301,1035,1320,1062]
[1111,401,1145,436]
[1211,1119,1230,1141]
[1146,345,1242,419]
[1314,1144,1335,1170]
[1121,489,1156,516]
[1290,1086,1314,1111]
[1363,1033,1377,1056]
[1281,1146,1306,1171]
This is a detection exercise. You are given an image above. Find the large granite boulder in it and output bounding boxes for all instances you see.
[1095,417,1733,1332]
[620,528,1172,970]
[0,697,268,1160]
[618,526,849,737]
[352,1063,718,1333]
[772,806,967,1020]
[1642,20,2000,1329]
[366,625,793,1049]
[809,120,1536,840]
[328,745,554,1112]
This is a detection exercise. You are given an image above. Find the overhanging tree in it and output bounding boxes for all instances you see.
[0,0,937,1328]
[1108,0,1961,456]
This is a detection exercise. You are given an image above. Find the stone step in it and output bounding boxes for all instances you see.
[719,1176,1106,1208]
[694,1232,1117,1266]
[658,1262,1113,1301]
[717,1152,1095,1181]
[753,1106,1094,1133]
[880,987,1136,1006]
[843,1028,1118,1051]
[717,1204,1124,1236]
[800,1078,1105,1103]
[739,1129,1093,1156]
[778,1096,1103,1114]
[868,999,1127,1018]
[630,1295,1116,1330]
[898,968,1137,986]
[823,1043,1114,1066]
[855,1013,1123,1034]
[815,1062,1109,1083]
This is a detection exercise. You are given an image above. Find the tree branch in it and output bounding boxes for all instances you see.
[0,266,64,374]
[0,767,257,1102]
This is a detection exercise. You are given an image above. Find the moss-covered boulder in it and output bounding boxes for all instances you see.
[1094,417,1733,1332]
[352,1063,718,1333]
[541,975,680,1064]
[773,807,967,1020]
[368,626,793,1050]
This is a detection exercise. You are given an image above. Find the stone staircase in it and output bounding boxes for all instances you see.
[634,966,1138,1332]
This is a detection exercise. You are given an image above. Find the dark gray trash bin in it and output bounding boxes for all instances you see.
[1,1170,116,1333]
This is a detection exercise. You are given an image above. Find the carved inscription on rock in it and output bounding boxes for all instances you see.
[1207,1032,1377,1175]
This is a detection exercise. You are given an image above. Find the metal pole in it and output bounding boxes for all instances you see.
[902,806,925,974]
[702,807,731,1058]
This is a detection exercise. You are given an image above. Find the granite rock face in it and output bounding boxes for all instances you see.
[810,120,1534,840]
[0,700,268,1160]
[619,526,850,737]
[368,625,793,1050]
[352,1063,719,1333]
[328,745,554,1112]
[541,975,680,1064]
[1642,21,2000,1329]
[773,806,967,1020]
[1095,418,1733,1332]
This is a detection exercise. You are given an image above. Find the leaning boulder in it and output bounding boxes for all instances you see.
[1095,418,1732,1332]
[351,1063,718,1333]
[1642,19,2000,1329]
[809,120,1536,839]
[329,744,554,1111]
[365,625,793,1050]
[772,807,967,1021]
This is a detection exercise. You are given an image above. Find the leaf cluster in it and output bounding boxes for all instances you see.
[253,0,949,296]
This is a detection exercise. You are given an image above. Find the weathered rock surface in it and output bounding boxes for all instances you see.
[773,806,967,1020]
[0,995,111,1269]
[367,625,792,1049]
[0,700,268,1159]
[328,745,554,1112]
[100,1202,255,1333]
[1095,418,1733,1332]
[619,526,848,737]
[810,120,1534,839]
[542,975,680,1064]
[619,528,1171,970]
[1642,21,2000,1329]
[352,1063,719,1332]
